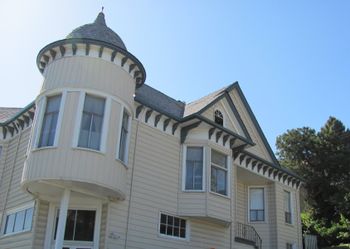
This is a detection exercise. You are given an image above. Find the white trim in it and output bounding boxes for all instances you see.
[116,105,132,165]
[36,87,134,116]
[46,200,102,249]
[209,148,230,197]
[157,211,190,241]
[53,90,67,147]
[72,91,85,148]
[32,97,45,148]
[182,144,206,192]
[284,189,294,225]
[247,186,267,223]
[100,97,111,153]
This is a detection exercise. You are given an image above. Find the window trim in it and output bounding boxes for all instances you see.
[1,201,35,237]
[248,186,267,223]
[34,92,66,149]
[209,149,230,197]
[45,202,102,249]
[182,145,206,192]
[116,107,132,165]
[73,92,111,153]
[158,212,190,241]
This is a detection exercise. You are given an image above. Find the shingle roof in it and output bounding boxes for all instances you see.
[135,84,185,119]
[66,12,127,50]
[0,107,22,123]
[183,87,226,117]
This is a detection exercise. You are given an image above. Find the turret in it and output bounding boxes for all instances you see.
[21,12,144,201]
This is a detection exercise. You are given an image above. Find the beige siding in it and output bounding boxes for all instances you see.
[178,192,207,217]
[42,56,135,108]
[274,182,302,249]
[33,201,49,249]
[229,89,273,162]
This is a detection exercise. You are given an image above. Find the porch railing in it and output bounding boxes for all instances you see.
[235,222,262,249]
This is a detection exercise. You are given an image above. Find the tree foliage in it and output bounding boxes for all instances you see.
[276,117,350,245]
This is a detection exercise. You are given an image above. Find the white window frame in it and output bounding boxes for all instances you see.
[116,106,131,165]
[284,190,294,225]
[209,149,231,197]
[248,186,267,223]
[158,212,190,241]
[182,145,206,192]
[73,92,111,153]
[33,91,66,149]
[44,201,101,249]
[1,201,35,237]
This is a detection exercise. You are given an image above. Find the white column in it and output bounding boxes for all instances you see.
[55,189,70,249]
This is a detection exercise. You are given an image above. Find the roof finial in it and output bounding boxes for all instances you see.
[101,6,104,13]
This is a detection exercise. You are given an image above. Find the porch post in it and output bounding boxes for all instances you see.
[54,188,70,249]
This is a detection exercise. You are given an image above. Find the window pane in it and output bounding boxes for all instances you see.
[74,210,96,241]
[185,147,203,190]
[211,150,226,168]
[23,207,34,230]
[64,210,76,240]
[118,111,129,162]
[160,214,166,224]
[39,95,61,147]
[78,95,105,150]
[13,210,25,232]
[211,167,217,192]
[284,191,291,212]
[160,224,166,234]
[250,188,264,209]
[5,214,15,234]
[159,214,186,239]
[216,168,227,195]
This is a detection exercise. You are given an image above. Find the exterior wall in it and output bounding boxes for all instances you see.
[33,201,49,249]
[228,89,273,162]
[0,128,36,248]
[275,182,303,249]
[41,55,135,109]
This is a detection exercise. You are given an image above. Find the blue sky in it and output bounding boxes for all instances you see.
[0,0,349,151]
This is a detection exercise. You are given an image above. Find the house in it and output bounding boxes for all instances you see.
[0,11,303,249]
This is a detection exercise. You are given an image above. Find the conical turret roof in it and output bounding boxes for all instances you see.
[66,12,127,50]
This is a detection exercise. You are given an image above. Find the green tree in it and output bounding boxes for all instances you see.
[276,117,350,245]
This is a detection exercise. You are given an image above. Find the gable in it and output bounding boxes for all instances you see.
[200,96,248,140]
[228,85,277,164]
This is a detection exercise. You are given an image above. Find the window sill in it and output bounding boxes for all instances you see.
[209,191,230,199]
[158,233,190,242]
[285,222,294,227]
[182,189,205,193]
[32,146,58,152]
[248,220,268,225]
[115,158,128,168]
[72,146,105,155]
[1,229,32,238]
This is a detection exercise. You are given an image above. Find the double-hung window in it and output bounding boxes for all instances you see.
[4,206,34,235]
[210,150,228,195]
[38,95,61,147]
[249,187,265,222]
[185,147,203,190]
[118,110,130,162]
[284,190,292,224]
[78,95,105,150]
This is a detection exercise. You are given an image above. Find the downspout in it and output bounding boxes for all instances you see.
[124,120,140,249]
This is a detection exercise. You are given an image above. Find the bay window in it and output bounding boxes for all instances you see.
[210,149,228,195]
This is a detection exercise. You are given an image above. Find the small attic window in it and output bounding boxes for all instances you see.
[214,110,223,126]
